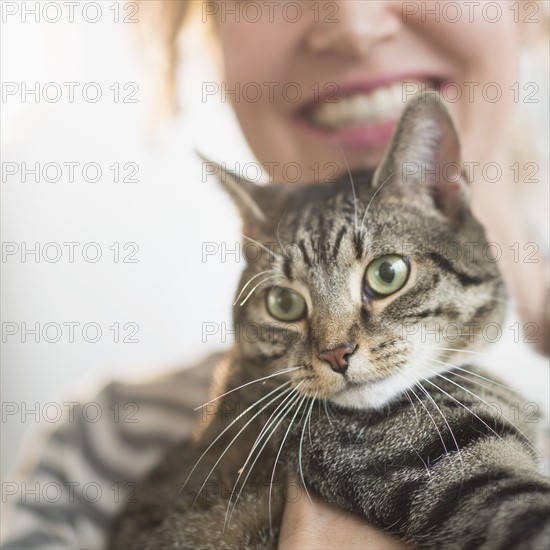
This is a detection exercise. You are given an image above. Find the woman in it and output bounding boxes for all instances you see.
[2,1,548,548]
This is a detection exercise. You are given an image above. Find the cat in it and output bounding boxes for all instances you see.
[109,92,550,549]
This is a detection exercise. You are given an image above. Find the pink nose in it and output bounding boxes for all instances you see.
[318,343,356,374]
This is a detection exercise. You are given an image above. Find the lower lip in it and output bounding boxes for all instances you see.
[295,117,398,150]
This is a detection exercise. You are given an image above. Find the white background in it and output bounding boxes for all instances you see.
[1,1,255,478]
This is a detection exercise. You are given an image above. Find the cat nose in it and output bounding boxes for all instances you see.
[318,343,356,375]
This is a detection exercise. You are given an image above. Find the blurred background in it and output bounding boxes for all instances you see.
[2,1,549,480]
[1,2,255,478]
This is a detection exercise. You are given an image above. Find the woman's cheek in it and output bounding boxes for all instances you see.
[407,15,521,160]
[217,16,305,85]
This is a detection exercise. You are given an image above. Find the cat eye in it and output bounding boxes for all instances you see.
[364,255,410,297]
[266,286,307,322]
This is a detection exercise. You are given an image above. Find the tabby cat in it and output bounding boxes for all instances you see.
[110,92,550,549]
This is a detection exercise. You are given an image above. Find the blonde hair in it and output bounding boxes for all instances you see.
[136,0,194,114]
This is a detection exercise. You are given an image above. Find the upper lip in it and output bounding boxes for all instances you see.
[295,72,446,116]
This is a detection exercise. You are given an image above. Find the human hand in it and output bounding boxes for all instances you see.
[278,481,412,550]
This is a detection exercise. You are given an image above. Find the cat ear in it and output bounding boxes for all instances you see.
[374,91,469,219]
[195,151,276,227]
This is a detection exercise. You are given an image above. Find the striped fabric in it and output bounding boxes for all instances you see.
[1,354,219,550]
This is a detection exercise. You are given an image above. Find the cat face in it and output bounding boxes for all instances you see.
[210,93,506,410]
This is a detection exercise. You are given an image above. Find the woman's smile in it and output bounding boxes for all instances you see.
[293,74,447,149]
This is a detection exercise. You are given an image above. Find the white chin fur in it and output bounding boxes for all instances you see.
[330,367,423,410]
[329,338,457,411]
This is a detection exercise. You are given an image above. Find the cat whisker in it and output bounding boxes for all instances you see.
[233,269,275,306]
[434,360,513,391]
[426,348,532,388]
[409,377,458,462]
[275,205,290,258]
[405,365,468,481]
[412,376,465,479]
[224,383,305,526]
[241,233,282,262]
[416,369,508,447]
[423,356,512,393]
[407,383,447,454]
[194,367,303,411]
[191,384,295,507]
[402,379,450,464]
[269,392,309,534]
[240,274,283,306]
[417,330,488,340]
[323,399,335,428]
[423,342,524,360]
[300,395,317,504]
[402,370,449,448]
[338,144,359,236]
[307,392,317,447]
[246,381,304,462]
[327,399,340,420]
[400,365,459,462]
[413,446,432,479]
[359,169,399,231]
[297,390,311,427]
[418,364,539,454]
[181,381,293,494]
[225,385,305,530]
[422,345,490,356]
[403,388,419,422]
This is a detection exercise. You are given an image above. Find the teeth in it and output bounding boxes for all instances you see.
[309,81,425,131]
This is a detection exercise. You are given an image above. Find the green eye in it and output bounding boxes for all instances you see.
[266,286,307,322]
[364,255,410,297]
